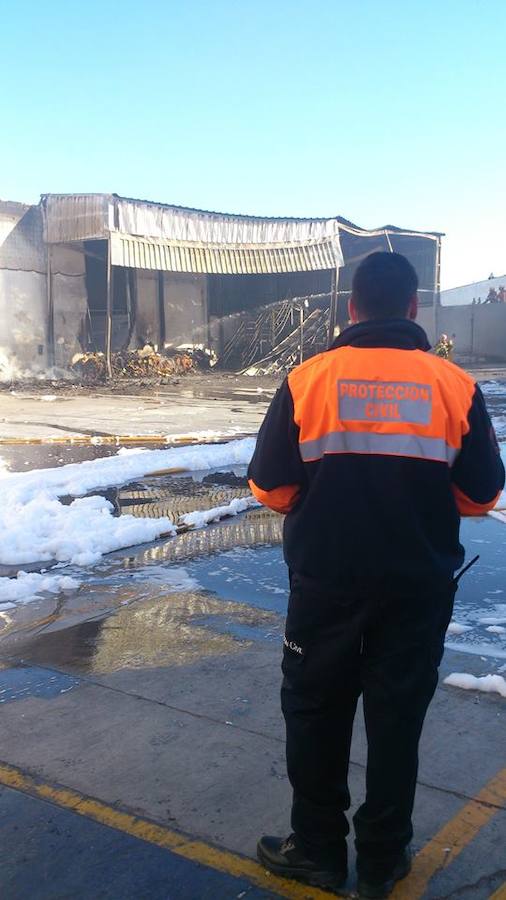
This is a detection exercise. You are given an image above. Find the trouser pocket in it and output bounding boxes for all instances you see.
[282,573,363,690]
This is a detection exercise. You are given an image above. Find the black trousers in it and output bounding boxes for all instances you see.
[281,573,456,864]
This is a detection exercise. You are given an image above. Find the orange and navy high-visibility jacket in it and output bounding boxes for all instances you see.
[248,319,505,589]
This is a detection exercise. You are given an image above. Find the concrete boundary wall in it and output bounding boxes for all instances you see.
[417,304,506,361]
[471,303,506,360]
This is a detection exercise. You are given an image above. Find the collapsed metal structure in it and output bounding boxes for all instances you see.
[0,193,442,378]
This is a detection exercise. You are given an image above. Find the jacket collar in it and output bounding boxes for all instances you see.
[331,318,431,352]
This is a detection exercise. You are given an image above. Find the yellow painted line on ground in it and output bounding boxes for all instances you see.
[489,885,506,900]
[0,435,174,445]
[0,761,335,900]
[0,434,253,446]
[0,434,178,447]
[392,767,506,899]
[1,760,505,899]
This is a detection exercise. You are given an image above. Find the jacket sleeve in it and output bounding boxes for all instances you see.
[451,384,505,515]
[248,379,306,514]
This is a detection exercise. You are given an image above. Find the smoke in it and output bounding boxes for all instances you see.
[0,347,31,382]
[0,347,73,383]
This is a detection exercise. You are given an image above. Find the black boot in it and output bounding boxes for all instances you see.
[257,834,348,893]
[356,846,412,898]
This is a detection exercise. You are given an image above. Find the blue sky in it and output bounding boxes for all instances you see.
[1,0,505,288]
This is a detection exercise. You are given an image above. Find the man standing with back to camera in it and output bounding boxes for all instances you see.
[248,252,504,898]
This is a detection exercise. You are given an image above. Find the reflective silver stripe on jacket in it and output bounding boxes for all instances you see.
[299,431,458,465]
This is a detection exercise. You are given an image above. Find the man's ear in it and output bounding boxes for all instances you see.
[349,296,359,323]
[408,293,418,320]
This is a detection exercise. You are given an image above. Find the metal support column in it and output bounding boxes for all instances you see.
[433,236,442,343]
[202,277,210,349]
[46,244,55,368]
[328,267,339,347]
[299,304,304,364]
[157,272,166,350]
[105,237,113,378]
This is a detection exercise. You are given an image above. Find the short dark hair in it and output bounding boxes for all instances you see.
[352,251,418,319]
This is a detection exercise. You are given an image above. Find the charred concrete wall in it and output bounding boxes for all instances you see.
[0,202,88,376]
[135,270,160,347]
[0,202,47,378]
[162,273,207,348]
[51,243,88,368]
[135,271,208,349]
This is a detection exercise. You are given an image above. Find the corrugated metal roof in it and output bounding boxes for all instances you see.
[115,195,443,236]
[41,193,443,246]
[116,198,340,245]
[42,194,111,243]
[336,216,443,238]
[110,232,340,275]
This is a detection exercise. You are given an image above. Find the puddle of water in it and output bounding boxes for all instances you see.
[11,589,280,676]
[193,613,282,643]
[141,518,505,666]
[107,507,283,571]
[182,546,288,613]
[0,506,283,648]
[0,443,123,474]
[113,471,250,522]
[3,512,505,679]
[0,665,80,703]
[159,525,506,666]
[175,385,276,404]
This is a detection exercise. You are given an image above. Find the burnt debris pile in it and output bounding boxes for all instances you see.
[70,346,213,383]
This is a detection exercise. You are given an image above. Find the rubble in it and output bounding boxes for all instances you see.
[176,344,217,369]
[71,346,196,382]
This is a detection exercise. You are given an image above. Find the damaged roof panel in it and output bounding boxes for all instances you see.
[115,197,341,245]
[43,194,112,243]
[43,193,343,246]
[110,232,341,275]
[42,194,442,247]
